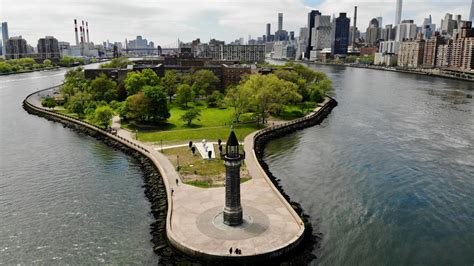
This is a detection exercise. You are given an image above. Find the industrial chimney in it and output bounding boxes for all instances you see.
[80,26,84,45]
[86,21,90,44]
[352,6,357,52]
[74,19,79,45]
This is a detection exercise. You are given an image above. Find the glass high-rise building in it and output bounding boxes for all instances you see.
[2,22,9,56]
[332,13,351,56]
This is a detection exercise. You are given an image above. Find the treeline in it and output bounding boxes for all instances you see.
[51,62,333,128]
[0,58,54,73]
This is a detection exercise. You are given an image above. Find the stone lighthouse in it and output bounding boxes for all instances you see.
[223,127,243,226]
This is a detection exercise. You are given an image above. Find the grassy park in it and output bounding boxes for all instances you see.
[163,145,250,188]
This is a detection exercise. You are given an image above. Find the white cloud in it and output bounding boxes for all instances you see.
[1,0,472,46]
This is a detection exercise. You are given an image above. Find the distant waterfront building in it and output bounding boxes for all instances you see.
[296,27,308,59]
[331,13,351,56]
[5,36,28,59]
[396,20,417,42]
[37,36,60,60]
[441,13,456,36]
[272,41,296,59]
[451,21,474,70]
[198,42,265,63]
[375,40,399,66]
[2,22,8,56]
[266,23,272,42]
[470,0,474,23]
[381,24,396,41]
[58,41,70,57]
[395,0,403,25]
[278,13,283,31]
[366,18,381,46]
[312,14,332,51]
[306,10,322,59]
[398,32,425,68]
[423,33,443,68]
[436,40,453,67]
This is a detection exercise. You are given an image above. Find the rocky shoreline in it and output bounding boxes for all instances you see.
[23,89,337,264]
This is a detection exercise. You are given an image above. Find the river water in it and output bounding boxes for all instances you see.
[1,64,473,265]
[0,67,159,264]
[264,64,474,265]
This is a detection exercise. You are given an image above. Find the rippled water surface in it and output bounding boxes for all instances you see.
[264,65,474,265]
[0,68,159,264]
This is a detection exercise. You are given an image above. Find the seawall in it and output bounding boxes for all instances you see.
[22,87,170,256]
[23,86,337,263]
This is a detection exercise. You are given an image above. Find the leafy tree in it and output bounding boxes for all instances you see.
[237,74,301,124]
[93,105,114,128]
[0,62,13,73]
[41,97,56,109]
[61,67,87,100]
[66,92,90,117]
[124,68,160,96]
[206,91,224,108]
[225,86,251,123]
[43,59,53,67]
[143,85,170,122]
[180,108,201,127]
[192,69,220,96]
[99,57,131,69]
[176,84,194,107]
[161,70,179,102]
[310,87,325,103]
[87,74,118,102]
[124,92,150,122]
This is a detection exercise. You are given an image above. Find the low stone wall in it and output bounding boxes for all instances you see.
[252,97,337,263]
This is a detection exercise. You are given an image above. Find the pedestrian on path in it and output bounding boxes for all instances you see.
[176,178,179,185]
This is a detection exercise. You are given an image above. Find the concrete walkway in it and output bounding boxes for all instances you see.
[108,117,305,257]
[28,92,310,259]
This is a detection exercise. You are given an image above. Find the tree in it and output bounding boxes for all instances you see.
[43,59,53,67]
[66,92,90,117]
[41,97,56,109]
[87,74,118,102]
[124,68,160,96]
[143,85,170,122]
[180,108,201,127]
[93,105,114,128]
[176,84,194,107]
[61,67,87,100]
[0,62,13,73]
[192,70,220,96]
[99,57,131,69]
[237,74,301,124]
[206,91,224,108]
[161,70,179,102]
[124,92,150,122]
[225,86,251,123]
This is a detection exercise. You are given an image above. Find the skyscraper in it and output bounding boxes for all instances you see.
[332,13,351,55]
[366,18,381,46]
[306,10,321,58]
[266,23,271,40]
[470,0,474,23]
[395,0,403,25]
[2,22,9,56]
[278,13,283,31]
[37,36,60,60]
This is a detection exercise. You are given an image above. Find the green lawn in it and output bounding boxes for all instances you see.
[133,102,264,144]
[139,124,262,145]
[163,145,250,188]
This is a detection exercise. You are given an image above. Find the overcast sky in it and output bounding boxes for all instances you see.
[1,0,471,46]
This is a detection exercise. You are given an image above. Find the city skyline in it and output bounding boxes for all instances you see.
[1,0,471,45]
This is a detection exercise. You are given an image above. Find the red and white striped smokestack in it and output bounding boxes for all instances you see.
[74,19,79,46]
[80,26,84,45]
[86,21,90,44]
[81,20,85,45]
